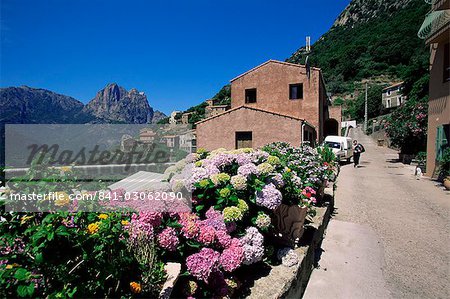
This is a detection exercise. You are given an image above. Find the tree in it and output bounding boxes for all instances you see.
[342,84,383,121]
[384,97,428,154]
[332,97,345,106]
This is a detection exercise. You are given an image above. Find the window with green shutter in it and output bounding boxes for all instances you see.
[436,125,449,161]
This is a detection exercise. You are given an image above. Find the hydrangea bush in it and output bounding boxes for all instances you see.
[1,142,336,298]
[163,142,336,297]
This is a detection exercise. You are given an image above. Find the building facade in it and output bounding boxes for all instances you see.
[139,128,156,143]
[418,0,450,177]
[179,130,196,153]
[196,60,336,150]
[382,82,406,109]
[204,99,229,118]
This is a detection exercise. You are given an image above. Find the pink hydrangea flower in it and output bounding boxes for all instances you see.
[215,230,232,248]
[186,248,220,282]
[219,244,244,272]
[157,227,179,251]
[135,211,162,227]
[181,219,200,239]
[128,218,154,240]
[197,224,216,245]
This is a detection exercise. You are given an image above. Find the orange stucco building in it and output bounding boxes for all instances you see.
[196,60,339,150]
[418,0,450,177]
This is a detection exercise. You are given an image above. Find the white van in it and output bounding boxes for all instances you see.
[324,136,353,162]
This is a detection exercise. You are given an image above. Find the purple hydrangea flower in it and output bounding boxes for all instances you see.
[242,244,265,265]
[186,248,220,282]
[234,154,252,166]
[207,153,235,168]
[215,230,232,248]
[203,207,227,231]
[237,163,258,177]
[157,227,179,251]
[240,227,265,265]
[255,183,282,210]
[269,173,285,188]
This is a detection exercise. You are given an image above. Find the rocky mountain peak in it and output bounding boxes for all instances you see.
[333,0,413,27]
[0,86,87,124]
[83,83,155,124]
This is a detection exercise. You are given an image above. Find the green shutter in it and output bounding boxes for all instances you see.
[436,126,449,161]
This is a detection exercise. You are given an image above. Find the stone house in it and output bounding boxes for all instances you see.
[161,135,179,148]
[204,99,230,118]
[139,128,156,143]
[196,60,338,150]
[382,82,406,109]
[181,112,195,125]
[418,0,450,177]
[179,130,196,153]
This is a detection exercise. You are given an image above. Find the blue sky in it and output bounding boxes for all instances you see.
[0,0,350,115]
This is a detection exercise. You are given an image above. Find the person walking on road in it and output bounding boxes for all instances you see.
[353,140,365,168]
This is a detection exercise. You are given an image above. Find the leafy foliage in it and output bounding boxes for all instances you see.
[211,84,231,105]
[287,0,429,95]
[383,96,428,154]
[342,84,385,121]
[438,148,450,178]
[178,84,232,126]
[0,211,166,298]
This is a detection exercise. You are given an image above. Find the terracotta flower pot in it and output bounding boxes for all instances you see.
[444,177,450,191]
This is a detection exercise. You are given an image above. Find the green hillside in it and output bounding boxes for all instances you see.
[158,84,231,125]
[287,0,430,97]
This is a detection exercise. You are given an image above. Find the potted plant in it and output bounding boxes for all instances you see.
[439,148,450,190]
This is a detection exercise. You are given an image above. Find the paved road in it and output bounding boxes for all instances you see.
[304,128,450,299]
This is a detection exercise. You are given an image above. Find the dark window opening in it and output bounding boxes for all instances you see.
[444,43,449,83]
[236,131,252,149]
[289,83,303,99]
[245,88,257,103]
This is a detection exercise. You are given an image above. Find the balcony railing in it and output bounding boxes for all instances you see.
[418,9,450,39]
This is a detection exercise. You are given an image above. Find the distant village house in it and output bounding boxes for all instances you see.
[204,99,230,118]
[382,82,406,109]
[139,128,156,143]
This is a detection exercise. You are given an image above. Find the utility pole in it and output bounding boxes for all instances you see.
[364,82,368,133]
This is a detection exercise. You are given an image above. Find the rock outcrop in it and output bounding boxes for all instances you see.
[83,83,154,124]
[0,84,166,125]
[0,86,89,124]
[333,0,413,27]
